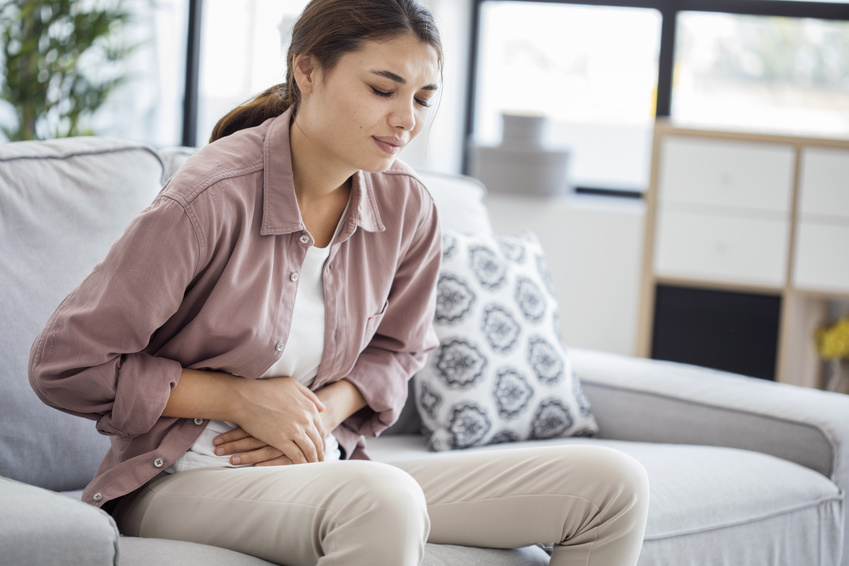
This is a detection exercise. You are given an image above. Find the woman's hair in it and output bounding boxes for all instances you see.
[209,0,443,143]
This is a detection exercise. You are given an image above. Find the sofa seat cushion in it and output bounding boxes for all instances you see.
[368,436,843,565]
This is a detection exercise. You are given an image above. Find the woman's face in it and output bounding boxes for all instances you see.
[294,34,440,175]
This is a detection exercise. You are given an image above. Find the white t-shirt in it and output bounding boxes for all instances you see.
[168,210,348,473]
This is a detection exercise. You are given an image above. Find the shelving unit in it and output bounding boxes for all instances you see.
[638,121,849,388]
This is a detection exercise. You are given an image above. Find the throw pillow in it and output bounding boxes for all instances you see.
[414,229,598,451]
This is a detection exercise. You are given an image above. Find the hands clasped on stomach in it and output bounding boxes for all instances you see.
[168,375,340,473]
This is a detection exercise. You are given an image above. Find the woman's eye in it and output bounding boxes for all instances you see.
[415,98,432,109]
[371,87,392,98]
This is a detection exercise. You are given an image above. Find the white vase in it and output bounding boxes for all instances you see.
[825,359,849,394]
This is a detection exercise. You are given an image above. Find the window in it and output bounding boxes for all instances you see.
[468,0,849,193]
[673,13,849,138]
[473,1,661,193]
[195,0,308,145]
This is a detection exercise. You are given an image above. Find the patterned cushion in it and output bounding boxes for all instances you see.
[414,229,598,451]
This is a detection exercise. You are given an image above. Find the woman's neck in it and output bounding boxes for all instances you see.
[289,118,352,248]
[289,117,352,203]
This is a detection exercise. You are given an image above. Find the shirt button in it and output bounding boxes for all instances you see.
[299,234,310,244]
[275,341,285,352]
[93,492,103,502]
[153,457,164,468]
[289,272,299,282]
[193,418,204,425]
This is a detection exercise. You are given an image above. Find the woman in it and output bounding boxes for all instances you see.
[29,1,649,564]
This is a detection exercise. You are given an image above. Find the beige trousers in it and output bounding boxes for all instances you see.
[114,445,649,566]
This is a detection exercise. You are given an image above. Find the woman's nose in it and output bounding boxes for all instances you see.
[389,100,416,131]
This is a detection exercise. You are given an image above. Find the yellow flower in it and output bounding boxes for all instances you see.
[815,317,849,360]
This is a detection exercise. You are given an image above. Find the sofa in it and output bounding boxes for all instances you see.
[1,135,847,566]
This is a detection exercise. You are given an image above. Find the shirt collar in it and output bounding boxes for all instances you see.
[260,107,385,237]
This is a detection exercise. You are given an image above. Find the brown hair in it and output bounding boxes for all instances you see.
[209,0,443,143]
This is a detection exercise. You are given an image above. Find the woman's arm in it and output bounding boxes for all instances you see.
[164,368,330,464]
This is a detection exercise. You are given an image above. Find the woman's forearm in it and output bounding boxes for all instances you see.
[161,368,245,422]
[315,379,367,431]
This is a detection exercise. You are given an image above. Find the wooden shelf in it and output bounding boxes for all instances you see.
[639,121,849,389]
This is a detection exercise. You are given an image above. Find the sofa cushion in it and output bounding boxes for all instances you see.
[0,477,119,566]
[368,435,844,566]
[417,170,493,234]
[118,536,548,566]
[414,229,598,450]
[0,137,165,491]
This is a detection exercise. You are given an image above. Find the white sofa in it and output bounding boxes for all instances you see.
[1,136,847,566]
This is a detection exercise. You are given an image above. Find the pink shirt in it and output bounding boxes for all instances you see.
[28,108,441,508]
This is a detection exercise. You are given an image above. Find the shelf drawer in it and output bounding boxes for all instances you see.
[799,147,849,219]
[793,221,849,294]
[654,208,789,287]
[659,136,795,214]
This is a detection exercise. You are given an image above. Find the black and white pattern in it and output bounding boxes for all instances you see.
[418,379,442,419]
[415,229,598,452]
[469,245,506,290]
[449,403,491,449]
[433,338,487,389]
[436,274,475,324]
[442,232,458,260]
[482,304,520,353]
[515,276,546,323]
[531,399,574,439]
[493,367,533,419]
[528,336,564,385]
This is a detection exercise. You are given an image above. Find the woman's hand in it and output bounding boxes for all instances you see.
[213,427,293,467]
[231,376,328,464]
[214,379,368,467]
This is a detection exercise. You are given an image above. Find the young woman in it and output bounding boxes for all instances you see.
[29,1,649,564]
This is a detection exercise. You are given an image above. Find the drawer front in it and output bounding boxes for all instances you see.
[793,222,849,293]
[799,147,849,219]
[659,136,795,214]
[654,208,789,287]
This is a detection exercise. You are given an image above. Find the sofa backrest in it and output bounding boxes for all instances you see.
[0,137,166,491]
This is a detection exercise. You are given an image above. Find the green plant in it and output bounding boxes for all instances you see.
[0,0,135,141]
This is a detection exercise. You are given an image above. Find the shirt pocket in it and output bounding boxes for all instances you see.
[361,300,389,349]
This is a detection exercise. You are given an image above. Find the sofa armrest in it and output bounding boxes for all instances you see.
[571,348,849,481]
[0,477,118,566]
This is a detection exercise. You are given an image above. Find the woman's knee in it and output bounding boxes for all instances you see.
[337,461,430,537]
[585,446,650,516]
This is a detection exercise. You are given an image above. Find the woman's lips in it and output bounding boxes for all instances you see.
[373,136,405,155]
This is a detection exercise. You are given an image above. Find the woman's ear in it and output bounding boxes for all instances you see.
[292,54,318,95]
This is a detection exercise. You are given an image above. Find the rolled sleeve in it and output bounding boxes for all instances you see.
[29,196,201,439]
[342,201,441,438]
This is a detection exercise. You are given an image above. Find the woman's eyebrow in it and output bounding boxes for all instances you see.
[370,69,438,91]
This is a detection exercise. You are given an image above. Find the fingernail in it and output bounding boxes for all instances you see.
[213,438,222,445]
[232,456,241,465]
[215,447,224,455]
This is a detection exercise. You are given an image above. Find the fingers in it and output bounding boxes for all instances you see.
[294,380,326,412]
[214,434,267,457]
[229,446,284,466]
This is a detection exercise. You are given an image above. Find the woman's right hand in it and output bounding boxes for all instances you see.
[232,376,328,464]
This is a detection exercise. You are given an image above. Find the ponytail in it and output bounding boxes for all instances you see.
[209,83,292,143]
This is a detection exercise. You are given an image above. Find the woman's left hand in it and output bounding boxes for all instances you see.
[213,427,294,467]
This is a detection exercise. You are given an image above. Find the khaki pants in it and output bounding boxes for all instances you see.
[115,445,649,566]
